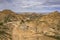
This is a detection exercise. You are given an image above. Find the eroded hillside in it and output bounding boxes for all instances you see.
[0,10,60,40]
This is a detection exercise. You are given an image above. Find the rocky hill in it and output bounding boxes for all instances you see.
[0,10,60,40]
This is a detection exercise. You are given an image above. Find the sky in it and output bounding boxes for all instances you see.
[0,0,60,12]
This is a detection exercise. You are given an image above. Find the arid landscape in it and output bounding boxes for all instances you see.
[0,10,60,40]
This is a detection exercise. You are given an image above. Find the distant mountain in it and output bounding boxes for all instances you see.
[0,10,60,40]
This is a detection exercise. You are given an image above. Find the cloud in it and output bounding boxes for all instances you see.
[21,1,43,8]
[0,0,12,3]
[12,0,45,8]
[12,0,60,8]
[0,0,60,12]
[43,0,60,5]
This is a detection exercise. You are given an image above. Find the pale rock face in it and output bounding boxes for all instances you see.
[5,21,56,40]
[0,10,60,40]
[2,19,57,40]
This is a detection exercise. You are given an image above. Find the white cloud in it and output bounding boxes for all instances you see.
[21,1,43,8]
[35,5,60,8]
[0,0,60,12]
[12,0,45,8]
[12,0,60,8]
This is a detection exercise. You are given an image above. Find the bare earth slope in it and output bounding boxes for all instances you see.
[0,10,60,40]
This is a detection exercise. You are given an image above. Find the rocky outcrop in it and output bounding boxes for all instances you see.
[0,10,60,40]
